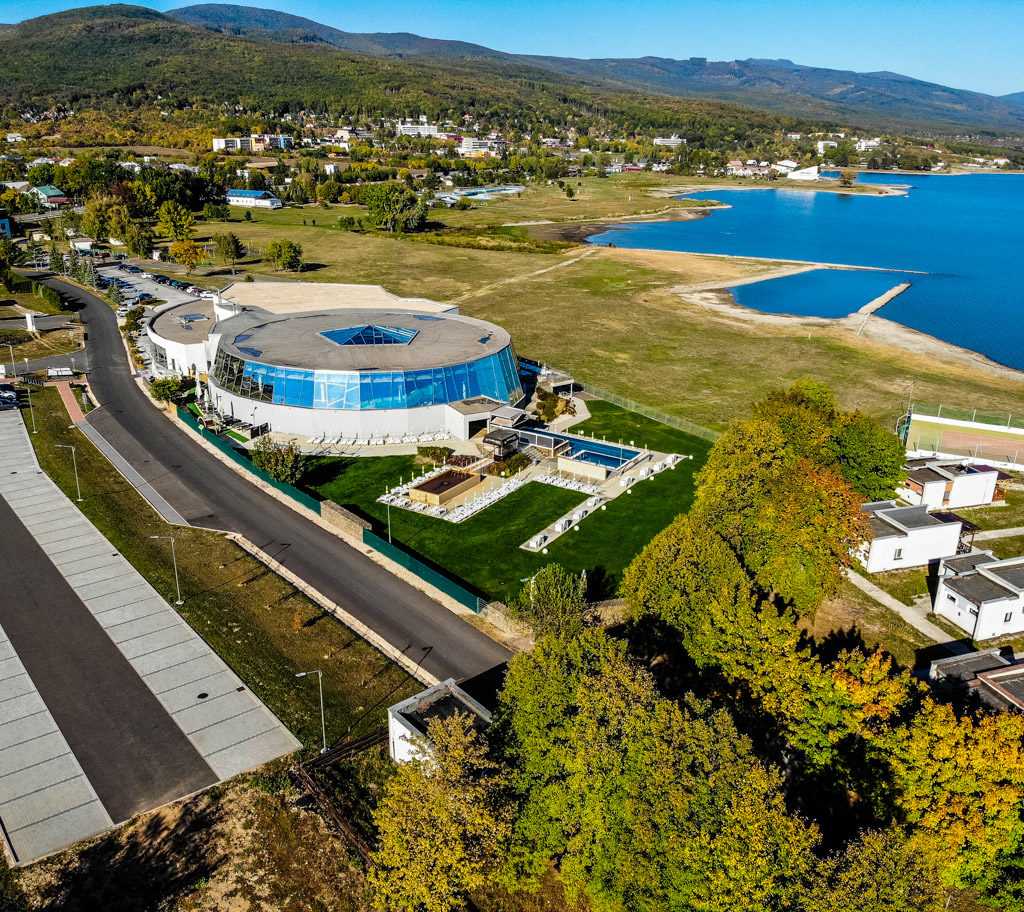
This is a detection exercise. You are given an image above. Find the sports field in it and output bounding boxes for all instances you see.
[906,416,1024,463]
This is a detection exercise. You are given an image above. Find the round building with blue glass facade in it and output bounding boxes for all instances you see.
[146,283,525,440]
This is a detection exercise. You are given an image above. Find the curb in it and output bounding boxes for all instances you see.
[227,533,441,687]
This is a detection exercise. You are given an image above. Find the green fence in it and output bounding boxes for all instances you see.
[363,529,485,613]
[912,402,1024,432]
[578,383,722,442]
[175,406,322,515]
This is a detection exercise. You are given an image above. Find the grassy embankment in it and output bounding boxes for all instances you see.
[306,400,711,603]
[20,386,419,750]
[186,172,1024,432]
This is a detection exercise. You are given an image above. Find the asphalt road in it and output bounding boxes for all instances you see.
[37,274,511,683]
[0,494,217,823]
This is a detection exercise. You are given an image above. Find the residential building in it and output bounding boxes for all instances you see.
[225,189,283,209]
[773,159,800,174]
[397,116,442,138]
[0,211,10,239]
[929,648,1024,711]
[27,185,70,208]
[387,678,493,763]
[786,132,803,140]
[212,134,293,153]
[936,551,1024,640]
[816,140,839,154]
[2,181,30,194]
[899,458,1004,509]
[458,137,507,159]
[855,138,882,152]
[858,500,965,573]
[653,134,686,147]
[170,163,199,174]
[5,133,23,143]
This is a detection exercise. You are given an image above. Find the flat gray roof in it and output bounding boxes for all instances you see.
[216,308,512,371]
[946,574,1014,606]
[149,299,216,344]
[945,551,995,574]
[988,562,1024,591]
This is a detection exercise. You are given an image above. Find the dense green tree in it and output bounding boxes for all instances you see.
[803,828,945,912]
[150,377,188,401]
[124,222,155,259]
[213,232,245,273]
[265,239,303,272]
[363,181,424,232]
[370,713,512,912]
[826,412,906,501]
[508,563,589,638]
[106,280,123,306]
[0,238,22,270]
[157,200,195,241]
[48,242,61,273]
[497,631,819,910]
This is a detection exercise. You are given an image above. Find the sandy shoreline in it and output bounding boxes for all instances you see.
[678,287,1024,385]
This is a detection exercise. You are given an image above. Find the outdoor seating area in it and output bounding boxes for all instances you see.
[304,431,452,452]
[534,472,600,495]
[378,465,533,523]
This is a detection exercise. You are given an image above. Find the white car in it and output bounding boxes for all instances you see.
[141,272,155,279]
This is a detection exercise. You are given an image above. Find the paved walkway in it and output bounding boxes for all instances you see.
[54,381,84,423]
[975,526,1024,541]
[0,410,300,863]
[844,568,970,652]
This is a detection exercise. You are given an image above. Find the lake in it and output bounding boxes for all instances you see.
[587,174,1024,369]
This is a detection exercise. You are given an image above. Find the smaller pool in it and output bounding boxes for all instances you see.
[546,432,640,469]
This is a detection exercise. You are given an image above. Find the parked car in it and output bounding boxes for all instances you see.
[0,383,18,402]
[170,280,187,289]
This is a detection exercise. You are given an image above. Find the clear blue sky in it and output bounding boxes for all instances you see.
[7,0,1024,96]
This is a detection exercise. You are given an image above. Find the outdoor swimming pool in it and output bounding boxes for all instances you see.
[546,432,640,469]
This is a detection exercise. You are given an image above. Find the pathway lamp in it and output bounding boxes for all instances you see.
[55,444,82,502]
[149,534,184,605]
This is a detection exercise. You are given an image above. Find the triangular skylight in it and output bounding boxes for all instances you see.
[321,325,418,346]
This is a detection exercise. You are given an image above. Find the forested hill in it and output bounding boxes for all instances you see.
[168,3,1024,134]
[0,5,813,136]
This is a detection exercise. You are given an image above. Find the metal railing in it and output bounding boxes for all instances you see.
[911,402,1024,432]
[577,382,722,442]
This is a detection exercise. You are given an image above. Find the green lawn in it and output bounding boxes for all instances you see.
[962,487,1024,531]
[19,386,419,752]
[304,404,708,603]
[573,397,716,453]
[868,566,933,606]
[987,534,1024,560]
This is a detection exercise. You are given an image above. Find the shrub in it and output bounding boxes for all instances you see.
[251,436,307,485]
[0,328,30,346]
[150,377,190,402]
[417,445,454,463]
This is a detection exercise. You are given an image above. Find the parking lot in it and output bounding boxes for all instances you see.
[95,261,210,310]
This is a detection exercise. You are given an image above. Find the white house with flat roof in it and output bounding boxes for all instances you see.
[225,189,283,209]
[936,551,1024,640]
[387,679,492,763]
[858,500,964,573]
[899,458,1002,509]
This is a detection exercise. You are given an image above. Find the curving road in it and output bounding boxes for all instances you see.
[33,273,511,683]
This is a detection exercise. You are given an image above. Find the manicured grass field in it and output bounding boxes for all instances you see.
[962,486,1024,531]
[305,402,710,603]
[987,534,1024,560]
[19,387,419,752]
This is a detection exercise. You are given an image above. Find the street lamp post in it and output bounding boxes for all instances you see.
[6,344,14,379]
[295,670,328,754]
[55,444,82,502]
[25,384,37,434]
[149,534,184,605]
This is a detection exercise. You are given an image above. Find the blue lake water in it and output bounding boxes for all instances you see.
[587,174,1024,369]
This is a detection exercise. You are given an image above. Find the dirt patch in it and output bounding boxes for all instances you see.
[526,206,712,243]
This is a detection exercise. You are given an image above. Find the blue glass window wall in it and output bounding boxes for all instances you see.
[212,344,523,410]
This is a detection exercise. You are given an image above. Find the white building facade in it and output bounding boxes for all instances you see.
[899,458,1001,509]
[387,679,493,763]
[858,500,964,574]
[936,551,1024,640]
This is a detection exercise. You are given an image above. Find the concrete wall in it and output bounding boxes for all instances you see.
[320,500,371,537]
[947,472,998,508]
[387,712,425,764]
[863,523,961,573]
[556,456,607,482]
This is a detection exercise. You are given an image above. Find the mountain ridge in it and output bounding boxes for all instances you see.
[167,3,1024,133]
